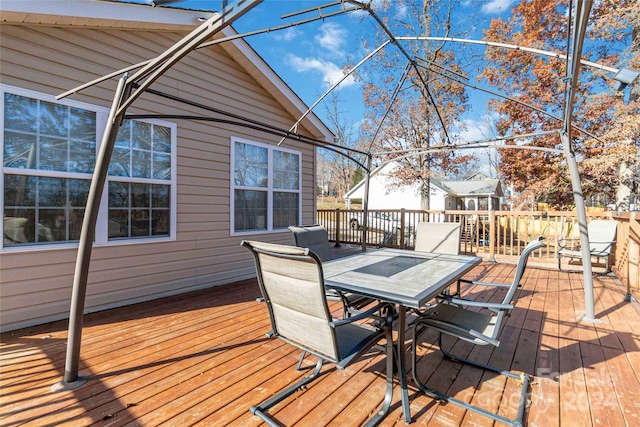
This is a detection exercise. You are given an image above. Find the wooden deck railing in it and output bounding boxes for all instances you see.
[317,208,639,300]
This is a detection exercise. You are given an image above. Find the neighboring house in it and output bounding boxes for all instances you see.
[344,162,503,211]
[441,173,504,211]
[0,1,332,331]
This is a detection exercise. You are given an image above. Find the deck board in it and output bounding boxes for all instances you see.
[2,265,640,427]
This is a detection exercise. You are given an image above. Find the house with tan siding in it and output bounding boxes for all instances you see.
[0,0,333,332]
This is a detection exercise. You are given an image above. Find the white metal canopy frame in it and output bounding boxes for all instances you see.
[52,0,637,400]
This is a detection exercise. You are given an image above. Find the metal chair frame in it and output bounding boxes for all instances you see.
[557,219,617,272]
[411,236,546,427]
[242,240,395,427]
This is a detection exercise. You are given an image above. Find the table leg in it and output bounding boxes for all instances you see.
[397,305,412,423]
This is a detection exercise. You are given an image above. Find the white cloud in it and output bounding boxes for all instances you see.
[315,22,347,53]
[287,54,357,88]
[481,0,517,15]
[450,113,505,178]
[273,27,300,42]
[395,3,409,19]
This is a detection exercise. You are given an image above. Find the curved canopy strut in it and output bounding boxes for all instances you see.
[53,0,263,392]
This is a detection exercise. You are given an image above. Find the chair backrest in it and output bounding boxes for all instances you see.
[414,222,461,255]
[242,240,340,361]
[502,236,546,305]
[588,220,617,256]
[288,224,334,262]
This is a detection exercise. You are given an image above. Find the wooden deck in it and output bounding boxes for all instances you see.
[2,260,640,426]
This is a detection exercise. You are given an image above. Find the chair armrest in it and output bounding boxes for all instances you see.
[591,240,616,244]
[439,295,514,310]
[458,278,510,288]
[467,328,501,347]
[420,317,501,347]
[331,302,394,328]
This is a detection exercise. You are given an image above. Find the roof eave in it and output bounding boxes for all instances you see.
[0,0,215,31]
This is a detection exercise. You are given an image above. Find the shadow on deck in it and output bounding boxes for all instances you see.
[2,259,640,426]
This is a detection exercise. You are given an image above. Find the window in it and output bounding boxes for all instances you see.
[1,85,176,249]
[107,121,173,239]
[231,137,301,233]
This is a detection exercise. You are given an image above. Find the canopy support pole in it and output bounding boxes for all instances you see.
[561,0,600,323]
[560,132,600,323]
[52,0,262,391]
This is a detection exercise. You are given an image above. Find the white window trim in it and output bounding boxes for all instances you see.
[1,84,177,252]
[230,136,301,236]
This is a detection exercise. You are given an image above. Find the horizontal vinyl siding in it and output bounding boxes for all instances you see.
[0,23,316,331]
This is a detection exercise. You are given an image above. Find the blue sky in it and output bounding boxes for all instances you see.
[159,0,521,174]
[178,1,516,116]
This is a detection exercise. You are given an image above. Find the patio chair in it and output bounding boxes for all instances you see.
[288,224,334,262]
[242,240,395,427]
[558,219,617,272]
[414,221,462,255]
[414,221,462,296]
[289,224,375,317]
[410,236,546,427]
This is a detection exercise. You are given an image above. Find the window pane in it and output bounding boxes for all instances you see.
[3,132,37,168]
[273,192,299,229]
[69,107,96,141]
[132,150,151,178]
[3,208,33,244]
[39,100,67,138]
[234,189,267,231]
[152,209,170,236]
[69,140,95,173]
[153,125,171,154]
[151,184,170,208]
[273,151,299,190]
[479,197,488,210]
[234,142,267,187]
[132,121,151,150]
[109,146,130,177]
[109,181,129,208]
[39,136,67,171]
[69,209,84,240]
[108,182,169,240]
[4,174,36,207]
[116,120,131,147]
[132,209,151,236]
[109,208,129,239]
[38,177,65,207]
[39,208,65,242]
[3,175,88,246]
[69,179,90,208]
[4,93,37,133]
[131,183,149,207]
[153,153,171,180]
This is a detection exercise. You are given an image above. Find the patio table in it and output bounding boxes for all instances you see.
[323,248,481,424]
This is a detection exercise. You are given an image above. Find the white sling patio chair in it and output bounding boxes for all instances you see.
[242,240,395,427]
[411,236,545,427]
[289,224,375,317]
[558,219,617,272]
[414,221,462,255]
[414,221,463,296]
